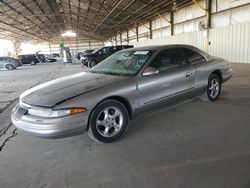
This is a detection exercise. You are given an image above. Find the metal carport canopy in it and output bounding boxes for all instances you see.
[0,0,192,42]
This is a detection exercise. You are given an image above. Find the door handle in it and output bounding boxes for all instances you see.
[185,72,193,77]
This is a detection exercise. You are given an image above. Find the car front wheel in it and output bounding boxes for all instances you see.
[200,74,221,102]
[88,100,129,143]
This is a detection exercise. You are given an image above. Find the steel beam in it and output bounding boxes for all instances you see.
[93,0,124,33]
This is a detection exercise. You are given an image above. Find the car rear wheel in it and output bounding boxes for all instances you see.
[5,64,14,70]
[200,74,221,102]
[88,60,96,68]
[88,100,129,143]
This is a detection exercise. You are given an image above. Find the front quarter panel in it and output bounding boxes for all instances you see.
[53,76,139,116]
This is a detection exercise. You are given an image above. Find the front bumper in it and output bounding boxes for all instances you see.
[11,104,89,138]
[81,58,88,65]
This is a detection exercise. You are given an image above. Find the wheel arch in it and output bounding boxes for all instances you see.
[86,96,133,130]
[211,69,222,81]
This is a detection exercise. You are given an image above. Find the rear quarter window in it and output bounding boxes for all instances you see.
[183,48,206,65]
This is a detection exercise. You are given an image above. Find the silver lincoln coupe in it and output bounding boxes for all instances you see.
[11,45,233,143]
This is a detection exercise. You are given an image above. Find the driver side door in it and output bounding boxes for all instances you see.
[137,47,195,107]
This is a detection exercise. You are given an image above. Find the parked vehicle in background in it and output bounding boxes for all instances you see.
[76,50,95,60]
[76,52,83,60]
[82,50,94,55]
[50,53,61,62]
[51,53,60,58]
[11,45,233,143]
[80,50,94,63]
[37,54,46,63]
[18,54,39,65]
[0,57,19,70]
[82,45,134,68]
[45,54,57,62]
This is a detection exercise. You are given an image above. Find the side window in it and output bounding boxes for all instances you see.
[116,46,123,51]
[183,48,206,65]
[99,48,109,55]
[149,48,187,73]
[103,48,109,54]
[109,47,116,53]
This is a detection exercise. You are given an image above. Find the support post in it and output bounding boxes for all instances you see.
[13,41,21,58]
[127,30,129,44]
[170,11,174,36]
[49,43,51,55]
[207,0,212,28]
[149,20,153,39]
[136,26,139,42]
[207,0,212,53]
[115,36,117,46]
[119,32,122,45]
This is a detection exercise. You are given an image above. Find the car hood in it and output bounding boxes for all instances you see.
[21,71,127,107]
[84,53,95,57]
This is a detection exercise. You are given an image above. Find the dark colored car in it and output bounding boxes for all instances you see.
[80,50,94,62]
[37,54,46,63]
[82,45,134,68]
[18,54,39,65]
[83,50,95,56]
[76,50,94,60]
[75,52,82,60]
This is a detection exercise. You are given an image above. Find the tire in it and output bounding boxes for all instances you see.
[88,60,96,68]
[5,64,14,70]
[30,61,36,65]
[88,100,129,143]
[200,74,221,102]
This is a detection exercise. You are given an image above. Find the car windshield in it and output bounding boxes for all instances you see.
[90,50,154,76]
[91,48,101,54]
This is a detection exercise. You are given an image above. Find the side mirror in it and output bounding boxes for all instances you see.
[142,67,159,76]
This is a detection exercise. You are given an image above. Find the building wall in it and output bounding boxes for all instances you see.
[0,39,14,57]
[112,0,250,63]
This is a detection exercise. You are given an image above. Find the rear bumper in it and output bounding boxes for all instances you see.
[11,104,88,138]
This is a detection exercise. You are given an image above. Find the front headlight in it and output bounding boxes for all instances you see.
[28,107,86,118]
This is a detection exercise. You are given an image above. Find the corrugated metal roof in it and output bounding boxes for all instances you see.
[0,0,192,42]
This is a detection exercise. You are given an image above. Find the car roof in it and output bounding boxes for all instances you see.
[0,56,16,59]
[128,44,197,50]
[121,44,209,57]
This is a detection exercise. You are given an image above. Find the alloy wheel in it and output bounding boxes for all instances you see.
[96,106,123,137]
[208,78,220,98]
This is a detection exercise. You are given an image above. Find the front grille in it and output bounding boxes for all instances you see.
[15,104,28,120]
